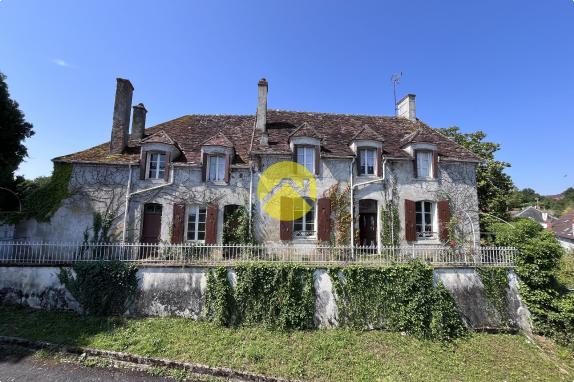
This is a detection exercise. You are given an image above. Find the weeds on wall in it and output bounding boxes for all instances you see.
[478,267,511,326]
[59,261,138,316]
[222,205,256,244]
[204,263,315,330]
[329,261,466,341]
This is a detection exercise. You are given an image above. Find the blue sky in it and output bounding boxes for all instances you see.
[1,0,572,194]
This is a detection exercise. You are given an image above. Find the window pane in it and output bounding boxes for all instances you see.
[209,157,217,180]
[424,212,432,225]
[198,231,205,240]
[217,157,225,180]
[417,152,432,177]
[416,213,422,224]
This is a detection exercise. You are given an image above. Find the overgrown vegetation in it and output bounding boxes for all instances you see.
[222,205,255,244]
[478,267,510,326]
[204,263,315,330]
[490,219,574,350]
[508,187,574,216]
[328,261,466,341]
[4,305,574,382]
[380,199,400,246]
[324,183,352,245]
[59,261,138,316]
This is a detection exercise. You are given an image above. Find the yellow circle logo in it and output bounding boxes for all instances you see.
[257,161,317,221]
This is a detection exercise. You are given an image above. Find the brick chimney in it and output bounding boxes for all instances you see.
[397,94,416,121]
[109,78,134,154]
[256,78,268,133]
[131,103,147,141]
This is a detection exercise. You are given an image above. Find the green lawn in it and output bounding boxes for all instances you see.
[1,305,573,382]
[557,250,574,289]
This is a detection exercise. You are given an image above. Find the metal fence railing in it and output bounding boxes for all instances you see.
[0,242,517,267]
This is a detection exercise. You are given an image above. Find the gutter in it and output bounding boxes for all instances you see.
[121,164,175,242]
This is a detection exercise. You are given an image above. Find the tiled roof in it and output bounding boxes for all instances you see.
[201,131,234,148]
[552,210,574,240]
[141,130,176,145]
[351,125,384,142]
[513,206,557,223]
[53,110,480,165]
[288,122,323,140]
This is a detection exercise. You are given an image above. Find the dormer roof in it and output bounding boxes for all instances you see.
[201,131,234,148]
[351,125,384,142]
[141,130,176,145]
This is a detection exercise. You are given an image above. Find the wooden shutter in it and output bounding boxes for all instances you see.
[376,147,383,177]
[205,203,218,244]
[432,151,439,179]
[139,152,148,180]
[314,146,320,175]
[356,148,362,174]
[405,199,416,242]
[171,203,186,244]
[279,197,293,241]
[201,153,208,182]
[292,146,298,172]
[412,151,418,178]
[224,154,231,183]
[437,200,451,242]
[317,197,331,242]
[164,152,171,181]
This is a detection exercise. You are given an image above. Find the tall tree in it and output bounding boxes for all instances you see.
[438,127,514,228]
[0,72,34,211]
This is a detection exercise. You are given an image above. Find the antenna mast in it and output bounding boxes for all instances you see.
[391,72,402,116]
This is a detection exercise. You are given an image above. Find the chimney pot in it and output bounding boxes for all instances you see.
[131,103,147,141]
[110,78,134,154]
[397,94,416,121]
[256,78,268,136]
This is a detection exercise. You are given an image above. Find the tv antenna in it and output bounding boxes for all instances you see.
[391,72,402,116]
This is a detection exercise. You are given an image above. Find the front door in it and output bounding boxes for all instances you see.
[359,213,377,247]
[141,203,162,243]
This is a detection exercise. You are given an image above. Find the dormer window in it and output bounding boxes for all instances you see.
[147,152,167,179]
[415,150,433,178]
[359,148,376,175]
[295,146,316,174]
[208,154,226,182]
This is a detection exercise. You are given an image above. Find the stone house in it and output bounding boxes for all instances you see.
[13,78,480,247]
[549,210,574,251]
[512,206,557,229]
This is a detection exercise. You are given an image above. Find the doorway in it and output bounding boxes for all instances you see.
[141,203,162,243]
[359,199,377,247]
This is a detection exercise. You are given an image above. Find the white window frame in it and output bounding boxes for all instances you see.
[359,148,376,176]
[208,154,226,182]
[146,152,167,179]
[416,150,433,179]
[186,206,207,242]
[296,145,315,173]
[415,201,436,240]
[293,199,316,239]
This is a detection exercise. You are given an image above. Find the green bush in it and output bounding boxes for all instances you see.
[490,219,573,348]
[59,261,138,316]
[478,267,511,326]
[204,267,235,326]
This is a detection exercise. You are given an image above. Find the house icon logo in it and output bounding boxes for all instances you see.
[257,161,317,221]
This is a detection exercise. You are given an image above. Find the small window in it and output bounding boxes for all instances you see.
[208,155,226,182]
[296,146,315,173]
[359,148,376,175]
[187,206,207,241]
[293,199,316,238]
[147,152,167,179]
[415,201,435,239]
[416,151,433,178]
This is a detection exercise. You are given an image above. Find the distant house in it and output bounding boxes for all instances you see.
[512,206,557,229]
[549,210,574,251]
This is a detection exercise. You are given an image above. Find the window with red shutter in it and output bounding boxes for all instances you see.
[171,204,186,244]
[317,197,331,242]
[437,200,451,241]
[404,199,416,241]
[204,204,218,244]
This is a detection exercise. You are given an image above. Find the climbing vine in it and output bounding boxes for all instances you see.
[478,267,511,326]
[329,261,466,341]
[380,199,400,246]
[204,263,315,330]
[324,183,352,246]
[222,205,256,244]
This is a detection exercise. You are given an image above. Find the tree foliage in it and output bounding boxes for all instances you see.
[439,127,514,228]
[0,72,34,212]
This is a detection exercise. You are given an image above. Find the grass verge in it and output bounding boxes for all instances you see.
[1,305,573,381]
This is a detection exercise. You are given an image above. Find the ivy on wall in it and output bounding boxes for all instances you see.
[478,267,510,326]
[325,183,352,246]
[204,263,315,330]
[222,205,256,244]
[59,261,138,316]
[329,261,466,341]
[380,199,400,246]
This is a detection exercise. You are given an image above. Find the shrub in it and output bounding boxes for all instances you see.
[59,261,138,316]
